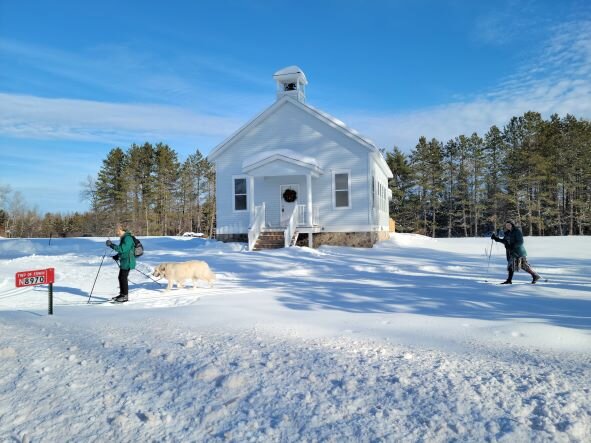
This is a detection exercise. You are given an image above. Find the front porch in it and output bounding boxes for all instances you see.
[248,203,322,250]
[242,149,324,250]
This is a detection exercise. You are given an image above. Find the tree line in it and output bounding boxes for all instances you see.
[386,112,591,237]
[2,112,590,239]
[0,143,216,238]
[85,142,216,236]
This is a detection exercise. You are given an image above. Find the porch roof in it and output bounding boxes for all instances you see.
[242,149,324,177]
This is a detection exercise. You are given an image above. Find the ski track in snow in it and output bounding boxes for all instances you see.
[0,234,590,442]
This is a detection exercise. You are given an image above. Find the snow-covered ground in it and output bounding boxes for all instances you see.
[0,234,589,442]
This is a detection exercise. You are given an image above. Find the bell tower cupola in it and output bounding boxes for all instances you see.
[273,65,307,103]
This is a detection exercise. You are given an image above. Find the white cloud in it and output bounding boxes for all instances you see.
[0,93,246,144]
[472,2,538,46]
[0,39,273,148]
[346,20,591,151]
[0,38,270,112]
[2,20,590,155]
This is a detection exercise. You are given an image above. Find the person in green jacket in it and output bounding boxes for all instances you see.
[491,220,541,284]
[106,224,136,302]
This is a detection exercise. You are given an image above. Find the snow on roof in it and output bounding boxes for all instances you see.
[242,149,320,170]
[298,100,393,178]
[208,95,393,178]
[273,65,308,85]
[304,101,377,150]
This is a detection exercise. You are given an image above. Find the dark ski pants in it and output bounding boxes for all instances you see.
[118,269,130,296]
[507,257,539,282]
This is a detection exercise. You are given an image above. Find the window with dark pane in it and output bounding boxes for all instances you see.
[234,178,247,211]
[335,173,349,208]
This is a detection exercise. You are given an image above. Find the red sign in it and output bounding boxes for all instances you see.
[15,268,55,288]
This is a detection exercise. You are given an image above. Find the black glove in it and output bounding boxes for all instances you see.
[491,233,497,240]
[106,239,113,247]
[112,254,120,261]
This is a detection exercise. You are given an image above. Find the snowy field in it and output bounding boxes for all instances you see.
[0,234,589,442]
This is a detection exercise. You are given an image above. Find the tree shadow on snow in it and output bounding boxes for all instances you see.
[205,244,591,331]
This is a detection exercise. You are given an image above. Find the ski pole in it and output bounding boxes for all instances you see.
[87,248,108,304]
[486,238,494,273]
[484,238,494,282]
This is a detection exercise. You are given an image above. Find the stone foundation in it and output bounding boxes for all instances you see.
[296,231,390,248]
[218,231,390,248]
[216,233,248,243]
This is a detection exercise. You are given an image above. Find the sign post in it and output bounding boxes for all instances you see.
[49,281,53,315]
[15,268,56,315]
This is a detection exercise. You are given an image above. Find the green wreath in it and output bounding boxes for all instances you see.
[282,189,297,203]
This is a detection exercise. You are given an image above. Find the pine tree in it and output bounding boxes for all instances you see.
[467,132,485,236]
[385,147,416,232]
[153,143,180,235]
[537,114,563,235]
[443,139,459,237]
[95,147,128,230]
[456,135,471,236]
[126,143,155,235]
[202,157,216,238]
[483,125,506,233]
[181,149,207,234]
[410,137,444,237]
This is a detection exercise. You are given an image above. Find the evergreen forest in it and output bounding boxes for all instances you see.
[387,112,591,236]
[1,111,590,238]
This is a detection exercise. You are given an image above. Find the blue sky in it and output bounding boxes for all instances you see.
[1,0,590,213]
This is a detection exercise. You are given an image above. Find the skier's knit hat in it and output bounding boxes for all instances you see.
[505,220,516,228]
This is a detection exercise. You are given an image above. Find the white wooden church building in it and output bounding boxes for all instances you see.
[208,66,393,250]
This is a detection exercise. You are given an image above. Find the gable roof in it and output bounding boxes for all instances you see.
[208,96,393,178]
[243,149,324,177]
[243,149,321,171]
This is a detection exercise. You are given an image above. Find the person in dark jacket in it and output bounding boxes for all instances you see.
[491,220,541,284]
[106,224,136,302]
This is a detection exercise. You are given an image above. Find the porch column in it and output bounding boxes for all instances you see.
[249,175,255,225]
[306,174,313,227]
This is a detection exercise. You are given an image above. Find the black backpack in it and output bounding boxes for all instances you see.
[131,235,144,257]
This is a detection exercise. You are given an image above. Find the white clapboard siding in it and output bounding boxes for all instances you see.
[212,98,389,235]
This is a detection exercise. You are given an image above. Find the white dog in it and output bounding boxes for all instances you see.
[152,260,216,291]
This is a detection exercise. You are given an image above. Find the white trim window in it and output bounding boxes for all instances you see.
[333,170,351,209]
[372,176,376,209]
[233,176,248,212]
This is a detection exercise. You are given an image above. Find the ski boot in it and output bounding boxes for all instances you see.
[112,295,128,303]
